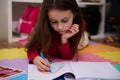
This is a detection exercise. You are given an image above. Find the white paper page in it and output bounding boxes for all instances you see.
[70,62,120,79]
[50,62,68,72]
[28,63,73,80]
[28,64,45,80]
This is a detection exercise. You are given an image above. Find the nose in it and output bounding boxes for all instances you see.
[58,23,63,30]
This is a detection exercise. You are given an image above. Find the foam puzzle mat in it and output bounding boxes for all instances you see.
[78,41,120,64]
[0,41,120,72]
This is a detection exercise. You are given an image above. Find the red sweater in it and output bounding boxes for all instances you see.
[28,33,75,62]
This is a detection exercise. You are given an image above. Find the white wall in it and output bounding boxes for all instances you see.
[0,0,8,41]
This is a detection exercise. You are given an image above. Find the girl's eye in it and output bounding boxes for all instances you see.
[50,21,57,24]
[62,20,68,23]
[49,19,57,24]
[62,19,69,23]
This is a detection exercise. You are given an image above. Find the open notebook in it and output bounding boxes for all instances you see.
[28,62,120,80]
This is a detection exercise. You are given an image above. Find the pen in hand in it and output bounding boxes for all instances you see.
[40,51,46,60]
[40,51,51,72]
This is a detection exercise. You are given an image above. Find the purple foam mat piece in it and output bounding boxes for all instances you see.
[89,41,99,44]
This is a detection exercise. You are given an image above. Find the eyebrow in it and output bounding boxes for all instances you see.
[49,16,70,21]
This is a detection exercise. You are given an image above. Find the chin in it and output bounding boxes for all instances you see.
[59,32,65,35]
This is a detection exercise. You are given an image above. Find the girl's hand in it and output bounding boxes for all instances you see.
[61,24,79,44]
[33,56,50,72]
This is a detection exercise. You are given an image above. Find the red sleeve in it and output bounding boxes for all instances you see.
[58,42,75,59]
[27,50,39,63]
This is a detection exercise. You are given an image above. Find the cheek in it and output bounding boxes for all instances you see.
[51,24,57,31]
[65,21,73,29]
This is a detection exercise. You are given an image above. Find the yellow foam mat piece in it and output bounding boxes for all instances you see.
[0,48,27,60]
[95,51,120,63]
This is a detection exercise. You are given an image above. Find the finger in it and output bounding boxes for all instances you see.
[71,25,79,33]
[70,24,78,29]
[40,57,50,67]
[73,27,79,33]
[69,28,77,33]
[37,66,45,71]
[69,28,75,33]
[37,67,49,72]
[45,59,50,67]
[37,61,50,71]
[74,25,79,29]
[37,66,48,72]
[35,62,46,71]
[72,24,79,28]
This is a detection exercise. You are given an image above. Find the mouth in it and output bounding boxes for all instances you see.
[59,31,66,34]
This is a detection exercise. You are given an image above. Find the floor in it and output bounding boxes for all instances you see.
[92,38,120,48]
[0,40,23,49]
[0,38,120,49]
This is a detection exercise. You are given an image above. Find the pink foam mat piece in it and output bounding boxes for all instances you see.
[50,53,119,65]
[48,53,119,65]
[78,53,119,65]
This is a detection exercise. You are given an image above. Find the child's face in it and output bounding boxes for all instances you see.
[48,9,74,34]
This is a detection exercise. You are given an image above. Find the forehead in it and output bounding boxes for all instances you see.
[48,9,73,20]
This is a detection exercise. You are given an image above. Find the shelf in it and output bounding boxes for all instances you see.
[0,0,106,43]
[77,2,103,6]
[91,33,118,39]
[12,0,102,5]
[91,34,104,39]
[12,34,28,42]
[12,0,43,3]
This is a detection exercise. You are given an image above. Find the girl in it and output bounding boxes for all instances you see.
[26,0,89,72]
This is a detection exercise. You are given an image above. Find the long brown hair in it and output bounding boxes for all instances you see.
[25,0,85,54]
